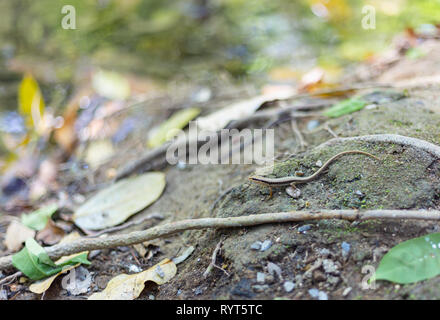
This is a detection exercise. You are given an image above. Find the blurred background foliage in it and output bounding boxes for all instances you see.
[1,0,439,81]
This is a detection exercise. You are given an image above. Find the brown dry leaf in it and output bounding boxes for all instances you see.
[133,243,147,257]
[29,232,88,294]
[36,219,65,245]
[88,259,177,300]
[4,220,36,252]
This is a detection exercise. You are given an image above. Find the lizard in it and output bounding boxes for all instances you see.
[248,150,380,199]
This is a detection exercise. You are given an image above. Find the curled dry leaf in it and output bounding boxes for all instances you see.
[89,259,177,300]
[73,172,166,230]
[36,219,65,245]
[4,220,36,252]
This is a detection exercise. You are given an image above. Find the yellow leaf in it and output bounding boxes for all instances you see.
[89,259,177,300]
[147,108,200,148]
[18,74,45,129]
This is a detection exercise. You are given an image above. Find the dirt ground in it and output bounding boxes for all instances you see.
[3,40,440,301]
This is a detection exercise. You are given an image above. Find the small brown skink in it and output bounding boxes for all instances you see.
[249,150,380,199]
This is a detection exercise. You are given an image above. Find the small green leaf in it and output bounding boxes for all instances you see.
[323,98,367,118]
[12,238,90,281]
[147,107,200,148]
[375,233,440,284]
[22,204,58,231]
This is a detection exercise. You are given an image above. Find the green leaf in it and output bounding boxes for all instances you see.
[375,233,440,284]
[22,204,58,231]
[12,238,90,281]
[147,107,200,148]
[18,73,45,128]
[323,98,367,118]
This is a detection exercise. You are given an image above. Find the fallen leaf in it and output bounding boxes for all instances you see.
[88,259,176,300]
[92,70,130,100]
[323,98,367,118]
[133,243,147,257]
[147,108,200,148]
[4,220,36,252]
[73,172,166,230]
[18,73,45,129]
[84,139,115,169]
[36,219,65,245]
[21,204,58,231]
[375,233,440,284]
[29,232,90,293]
[196,90,294,131]
[172,246,195,265]
[12,238,90,281]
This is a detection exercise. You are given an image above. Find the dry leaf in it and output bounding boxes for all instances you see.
[89,259,177,300]
[4,220,36,252]
[36,219,65,245]
[29,232,89,294]
[196,90,294,131]
[84,139,115,169]
[73,172,166,230]
[133,243,147,257]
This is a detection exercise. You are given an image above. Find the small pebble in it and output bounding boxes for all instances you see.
[128,264,142,273]
[298,225,312,233]
[148,295,155,300]
[315,160,322,167]
[177,289,182,296]
[89,250,101,259]
[252,285,269,293]
[318,248,331,257]
[267,262,283,280]
[250,241,262,250]
[343,287,352,297]
[322,259,339,274]
[194,287,204,295]
[155,265,165,278]
[365,103,377,110]
[307,120,320,131]
[260,240,272,252]
[283,281,295,293]
[355,190,364,198]
[308,288,319,298]
[318,291,328,300]
[341,242,351,258]
[286,187,301,199]
[256,272,265,284]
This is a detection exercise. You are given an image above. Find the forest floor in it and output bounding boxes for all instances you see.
[2,37,440,300]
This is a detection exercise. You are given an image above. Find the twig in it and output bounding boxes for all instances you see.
[317,134,440,158]
[2,209,440,271]
[323,123,338,138]
[203,239,230,278]
[83,213,164,238]
[0,271,22,286]
[290,118,307,150]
